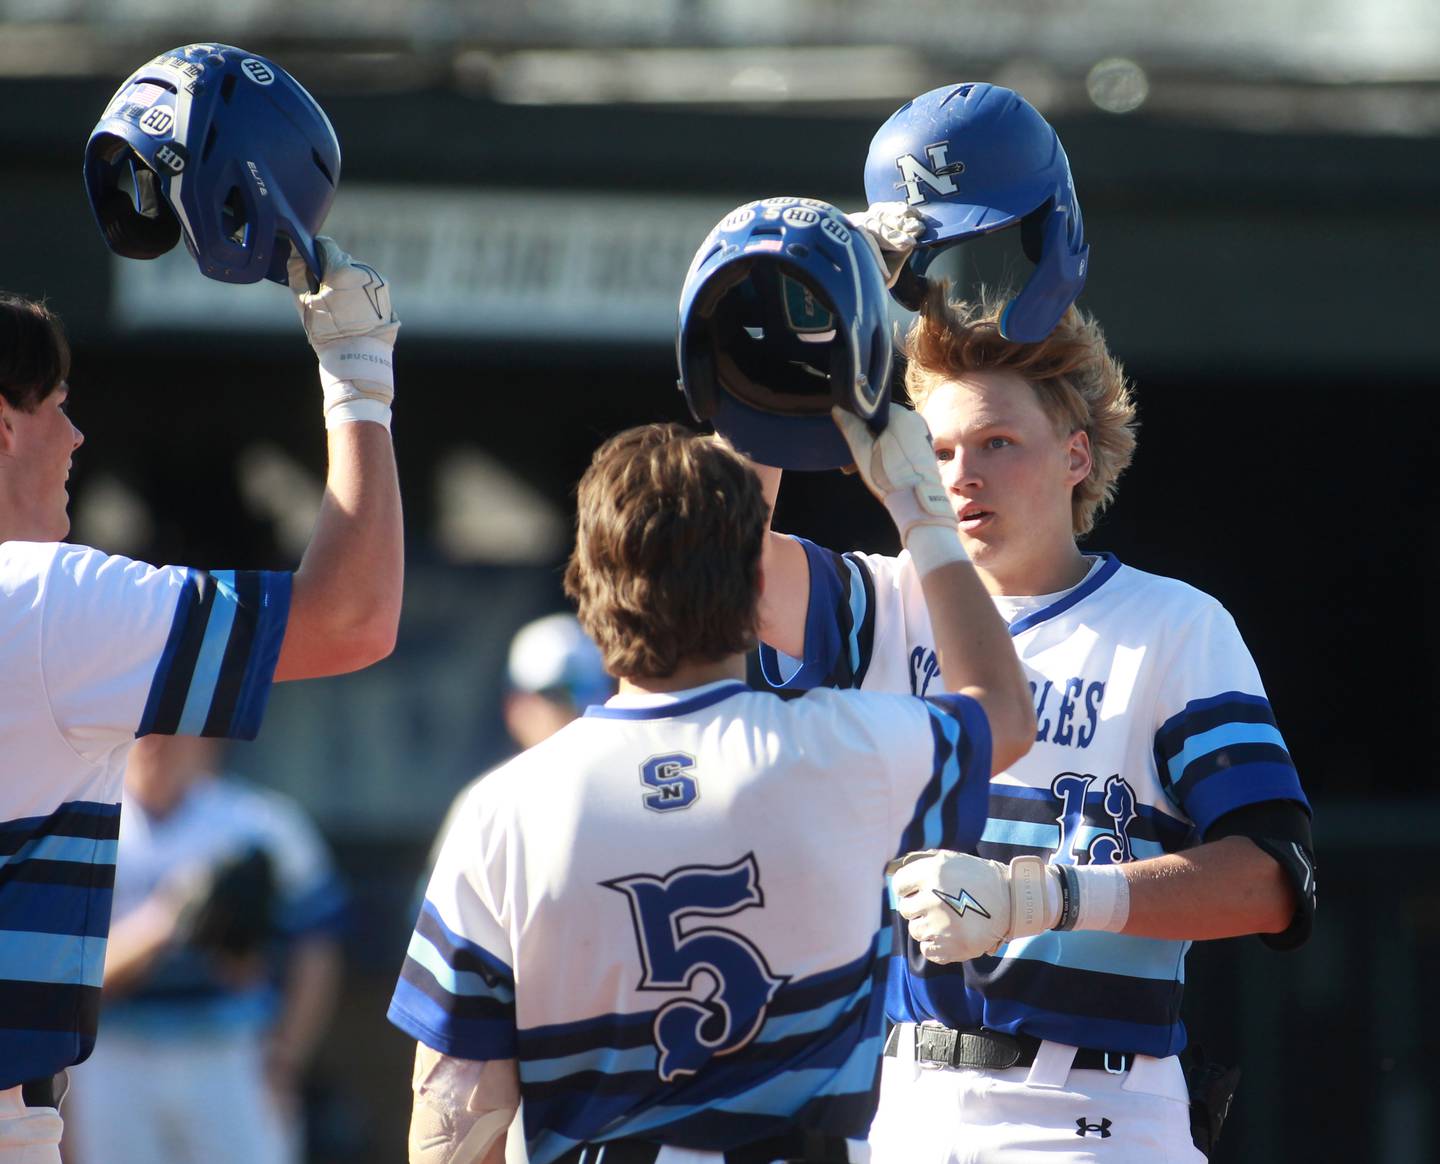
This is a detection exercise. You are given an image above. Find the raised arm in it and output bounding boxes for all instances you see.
[273,239,404,681]
[749,461,810,660]
[832,407,1034,771]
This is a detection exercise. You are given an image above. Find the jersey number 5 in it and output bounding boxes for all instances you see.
[604,854,787,1082]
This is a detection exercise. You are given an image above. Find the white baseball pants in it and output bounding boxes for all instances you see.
[869,1024,1207,1164]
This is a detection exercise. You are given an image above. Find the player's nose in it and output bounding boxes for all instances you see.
[945,447,982,492]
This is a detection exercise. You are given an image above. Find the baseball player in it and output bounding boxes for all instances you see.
[752,279,1315,1161]
[62,734,347,1164]
[387,407,1038,1164]
[0,232,401,1161]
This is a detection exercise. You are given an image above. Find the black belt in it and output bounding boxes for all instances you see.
[554,1130,854,1164]
[884,1022,1132,1075]
[20,1075,56,1109]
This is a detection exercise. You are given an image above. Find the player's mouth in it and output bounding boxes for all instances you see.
[957,504,994,532]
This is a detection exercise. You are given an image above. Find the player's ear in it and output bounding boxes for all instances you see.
[0,396,17,455]
[1065,428,1092,487]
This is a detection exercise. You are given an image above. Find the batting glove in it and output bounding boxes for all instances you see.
[891,850,1132,965]
[288,237,400,430]
[832,406,960,572]
[891,850,1055,963]
[848,202,926,289]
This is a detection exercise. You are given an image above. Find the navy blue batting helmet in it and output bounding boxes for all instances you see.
[84,44,340,286]
[864,82,1088,342]
[677,197,892,471]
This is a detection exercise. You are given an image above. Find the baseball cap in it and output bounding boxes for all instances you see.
[506,613,614,709]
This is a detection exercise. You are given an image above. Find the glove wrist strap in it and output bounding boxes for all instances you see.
[314,335,396,401]
[315,336,396,431]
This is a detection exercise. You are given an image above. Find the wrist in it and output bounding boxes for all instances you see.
[903,522,969,576]
[1052,863,1131,934]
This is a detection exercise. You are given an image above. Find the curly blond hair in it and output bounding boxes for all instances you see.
[903,284,1138,538]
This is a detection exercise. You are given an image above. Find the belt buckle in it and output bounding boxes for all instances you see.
[915,1021,958,1070]
[1103,1052,1130,1076]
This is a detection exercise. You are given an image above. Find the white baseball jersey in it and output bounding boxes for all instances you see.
[758,542,1308,1058]
[389,679,993,1164]
[0,541,290,1087]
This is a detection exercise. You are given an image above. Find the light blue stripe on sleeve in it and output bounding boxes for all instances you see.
[920,711,961,848]
[844,558,867,677]
[0,930,108,987]
[999,930,1188,982]
[0,836,118,872]
[176,570,239,735]
[1166,722,1288,781]
[406,931,515,1003]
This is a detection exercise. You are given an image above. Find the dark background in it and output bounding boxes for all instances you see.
[2,22,1438,1162]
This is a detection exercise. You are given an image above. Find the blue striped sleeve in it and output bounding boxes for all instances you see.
[388,901,518,1060]
[757,538,875,692]
[139,569,291,740]
[894,693,992,857]
[1154,691,1309,835]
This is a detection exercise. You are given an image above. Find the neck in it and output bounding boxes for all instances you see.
[617,654,747,697]
[977,541,1091,598]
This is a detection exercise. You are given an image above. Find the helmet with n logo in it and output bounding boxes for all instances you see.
[677,197,893,471]
[84,44,340,285]
[864,82,1088,342]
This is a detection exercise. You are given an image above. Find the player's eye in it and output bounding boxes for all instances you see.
[934,447,954,463]
[986,436,1012,450]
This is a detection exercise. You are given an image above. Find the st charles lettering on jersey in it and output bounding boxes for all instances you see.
[912,654,1106,751]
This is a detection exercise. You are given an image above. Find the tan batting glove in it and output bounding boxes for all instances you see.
[891,850,1059,964]
[288,236,400,429]
[848,202,926,289]
[831,405,956,545]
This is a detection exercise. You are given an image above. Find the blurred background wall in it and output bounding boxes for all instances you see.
[2,2,1438,1160]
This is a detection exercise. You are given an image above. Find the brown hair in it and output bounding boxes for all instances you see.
[904,284,1137,537]
[564,423,768,679]
[0,294,71,413]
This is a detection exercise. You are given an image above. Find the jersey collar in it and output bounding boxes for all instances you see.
[584,680,750,721]
[1006,552,1122,638]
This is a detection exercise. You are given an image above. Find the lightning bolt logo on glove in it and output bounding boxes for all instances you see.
[934,888,992,920]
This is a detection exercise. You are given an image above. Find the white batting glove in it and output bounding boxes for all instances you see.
[848,202,926,289]
[288,237,400,430]
[831,406,960,573]
[891,851,1057,964]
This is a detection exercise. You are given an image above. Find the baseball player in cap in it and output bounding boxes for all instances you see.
[388,406,1037,1164]
[749,87,1316,1162]
[0,233,401,1161]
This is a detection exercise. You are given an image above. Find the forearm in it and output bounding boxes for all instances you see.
[269,937,343,1074]
[918,555,1033,767]
[274,421,403,680]
[102,897,180,995]
[749,460,810,660]
[410,1045,519,1164]
[1120,836,1295,941]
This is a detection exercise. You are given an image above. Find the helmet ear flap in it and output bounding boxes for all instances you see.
[98,166,182,260]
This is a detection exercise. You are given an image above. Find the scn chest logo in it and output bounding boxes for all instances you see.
[640,752,699,813]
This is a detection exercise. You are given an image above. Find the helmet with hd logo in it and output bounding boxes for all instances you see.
[83,44,340,285]
[676,197,893,471]
[864,82,1088,342]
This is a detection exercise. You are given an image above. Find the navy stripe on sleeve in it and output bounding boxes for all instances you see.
[139,569,291,740]
[758,539,876,692]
